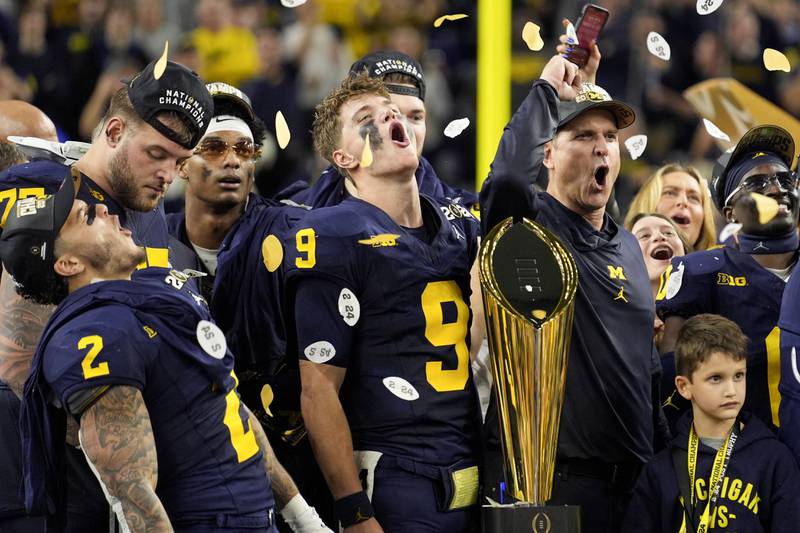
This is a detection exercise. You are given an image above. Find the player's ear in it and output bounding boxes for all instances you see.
[104,117,125,147]
[177,159,190,181]
[675,375,692,401]
[332,149,357,172]
[543,140,555,170]
[53,253,85,278]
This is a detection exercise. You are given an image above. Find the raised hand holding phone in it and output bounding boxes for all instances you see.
[562,3,608,75]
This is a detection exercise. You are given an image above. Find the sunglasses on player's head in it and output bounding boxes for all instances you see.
[725,171,799,206]
[194,138,260,161]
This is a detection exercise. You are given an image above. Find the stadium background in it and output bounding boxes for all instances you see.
[0,0,798,216]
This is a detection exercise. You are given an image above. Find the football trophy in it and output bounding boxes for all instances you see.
[480,217,580,533]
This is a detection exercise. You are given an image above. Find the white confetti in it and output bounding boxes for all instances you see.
[718,222,742,243]
[696,0,724,15]
[665,262,684,300]
[702,118,731,142]
[338,288,360,326]
[646,31,671,61]
[280,0,307,7]
[196,320,227,360]
[444,118,470,138]
[304,341,336,364]
[624,135,648,160]
[383,377,420,401]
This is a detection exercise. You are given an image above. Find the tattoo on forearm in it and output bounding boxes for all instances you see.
[80,386,172,533]
[248,406,298,508]
[0,271,52,396]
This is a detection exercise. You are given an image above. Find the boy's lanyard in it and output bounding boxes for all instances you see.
[678,422,739,533]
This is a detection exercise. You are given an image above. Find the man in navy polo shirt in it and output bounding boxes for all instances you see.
[480,54,654,533]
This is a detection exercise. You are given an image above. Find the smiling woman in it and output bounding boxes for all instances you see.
[625,163,717,251]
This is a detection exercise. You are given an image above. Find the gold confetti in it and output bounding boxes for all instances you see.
[261,234,283,272]
[360,133,373,168]
[532,309,547,320]
[433,13,468,28]
[763,48,791,72]
[260,384,274,417]
[154,41,169,80]
[522,22,544,51]
[751,192,780,224]
[275,111,290,149]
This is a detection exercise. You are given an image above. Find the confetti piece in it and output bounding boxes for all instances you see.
[718,222,742,243]
[280,0,307,7]
[522,21,544,51]
[702,118,731,142]
[646,32,671,61]
[261,234,283,272]
[260,384,274,417]
[565,21,578,45]
[154,41,169,80]
[751,192,780,224]
[444,117,470,138]
[624,135,648,160]
[763,48,791,72]
[360,133,373,168]
[532,309,547,320]
[434,13,468,28]
[275,111,290,149]
[696,0,724,15]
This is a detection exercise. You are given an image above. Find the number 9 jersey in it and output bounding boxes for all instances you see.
[283,195,482,466]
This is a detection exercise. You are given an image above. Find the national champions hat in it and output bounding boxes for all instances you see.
[555,82,635,132]
[711,124,796,209]
[349,50,426,101]
[0,170,80,298]
[127,60,214,149]
[206,81,256,128]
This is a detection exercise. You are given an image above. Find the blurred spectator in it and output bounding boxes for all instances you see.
[282,2,352,112]
[97,1,147,68]
[132,0,180,61]
[241,26,309,197]
[0,39,31,101]
[77,57,141,140]
[191,0,258,86]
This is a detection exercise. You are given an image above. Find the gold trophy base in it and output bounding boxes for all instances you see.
[482,504,581,533]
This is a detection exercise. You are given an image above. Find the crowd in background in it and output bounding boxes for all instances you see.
[0,0,797,212]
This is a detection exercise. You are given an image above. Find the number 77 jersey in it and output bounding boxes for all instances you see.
[283,195,482,466]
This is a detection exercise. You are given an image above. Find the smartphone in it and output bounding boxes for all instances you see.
[565,4,610,68]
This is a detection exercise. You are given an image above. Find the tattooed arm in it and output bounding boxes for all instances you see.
[0,269,53,397]
[244,404,299,507]
[79,385,173,532]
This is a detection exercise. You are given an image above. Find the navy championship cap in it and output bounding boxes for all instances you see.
[711,124,796,209]
[556,82,635,132]
[127,60,213,149]
[349,50,426,101]
[0,170,80,302]
[205,82,256,129]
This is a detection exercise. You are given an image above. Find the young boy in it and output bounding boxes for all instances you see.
[623,314,800,532]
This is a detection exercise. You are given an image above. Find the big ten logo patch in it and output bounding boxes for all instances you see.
[716,273,747,287]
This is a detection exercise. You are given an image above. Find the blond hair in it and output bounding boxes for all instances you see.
[624,163,717,250]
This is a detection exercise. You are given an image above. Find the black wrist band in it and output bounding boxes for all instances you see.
[335,490,375,527]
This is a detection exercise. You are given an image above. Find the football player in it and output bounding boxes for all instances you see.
[0,173,330,532]
[658,125,800,432]
[0,58,213,533]
[284,73,482,532]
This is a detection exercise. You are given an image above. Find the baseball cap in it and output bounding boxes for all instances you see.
[126,60,213,149]
[711,124,796,209]
[349,50,426,101]
[206,82,256,128]
[0,170,80,300]
[555,82,635,132]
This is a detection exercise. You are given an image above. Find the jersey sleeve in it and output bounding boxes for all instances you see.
[43,306,159,415]
[0,161,67,231]
[655,256,714,319]
[294,277,355,368]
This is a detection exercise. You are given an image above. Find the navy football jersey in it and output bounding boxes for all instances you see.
[284,195,481,466]
[0,159,190,271]
[24,267,273,521]
[657,246,786,428]
[778,268,800,461]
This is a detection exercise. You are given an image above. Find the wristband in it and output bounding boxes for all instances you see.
[334,490,374,528]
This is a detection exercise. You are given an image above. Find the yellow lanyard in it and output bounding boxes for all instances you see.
[678,423,737,533]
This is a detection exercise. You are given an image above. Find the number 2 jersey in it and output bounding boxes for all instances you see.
[19,267,273,521]
[284,195,482,466]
